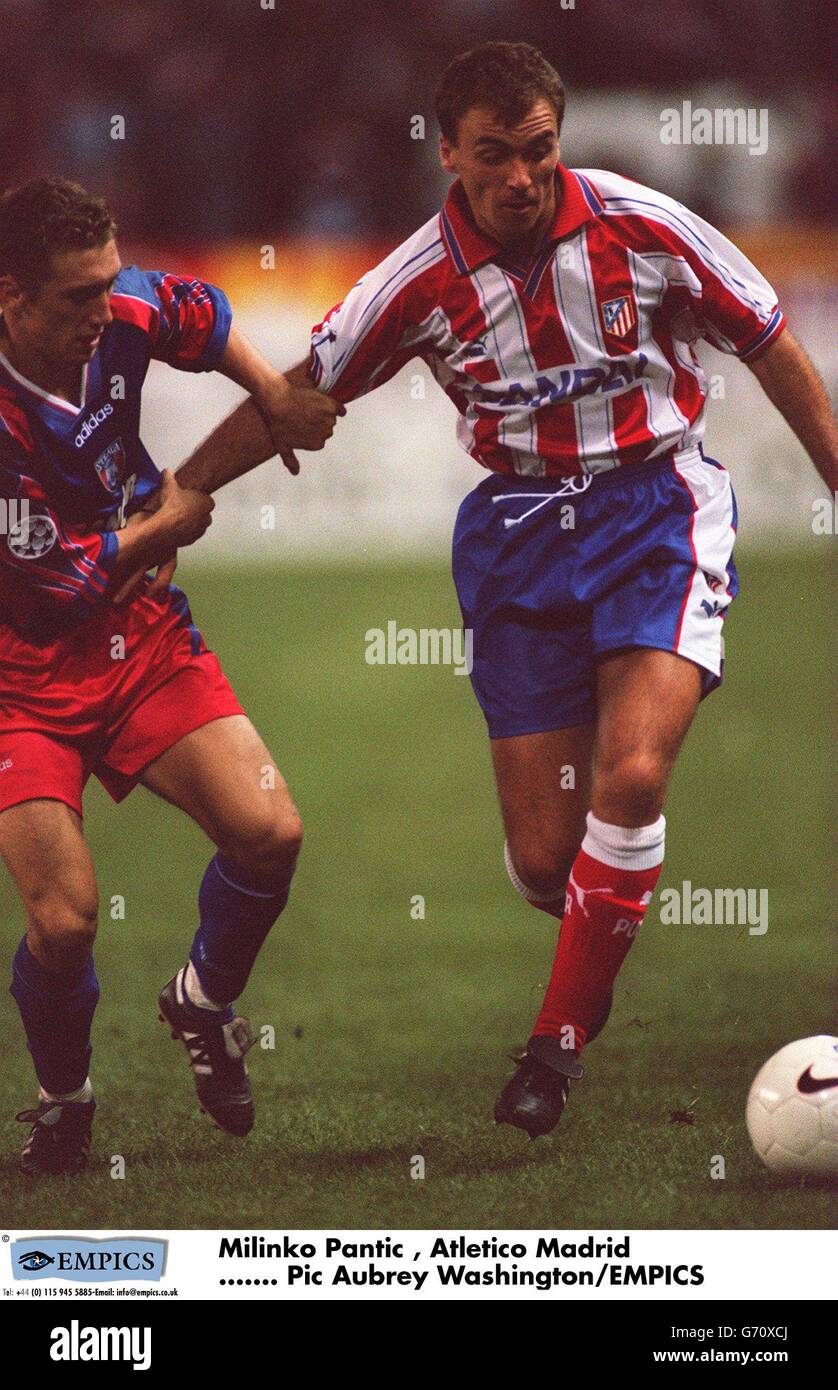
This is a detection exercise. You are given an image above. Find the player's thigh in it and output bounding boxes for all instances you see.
[491,723,594,890]
[138,714,302,860]
[0,799,99,956]
[592,648,702,822]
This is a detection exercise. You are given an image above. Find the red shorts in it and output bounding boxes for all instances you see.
[0,582,244,817]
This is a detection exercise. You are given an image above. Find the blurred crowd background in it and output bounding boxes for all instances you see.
[0,0,833,554]
[1,0,834,238]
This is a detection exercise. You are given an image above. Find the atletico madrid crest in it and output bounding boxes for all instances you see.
[601,295,636,338]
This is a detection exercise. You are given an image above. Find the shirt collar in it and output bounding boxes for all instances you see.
[439,164,602,275]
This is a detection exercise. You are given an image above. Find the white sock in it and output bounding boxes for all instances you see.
[39,1077,94,1105]
[503,839,566,903]
[182,961,225,1012]
[583,811,666,871]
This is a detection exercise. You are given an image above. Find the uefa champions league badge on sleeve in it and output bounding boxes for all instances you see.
[6,510,58,560]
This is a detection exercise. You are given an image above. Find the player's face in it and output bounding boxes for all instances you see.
[440,100,559,251]
[8,239,121,369]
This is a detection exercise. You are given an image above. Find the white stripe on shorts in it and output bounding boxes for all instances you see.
[671,456,736,677]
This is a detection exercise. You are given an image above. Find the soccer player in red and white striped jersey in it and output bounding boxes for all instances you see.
[309,145,786,480]
[180,42,837,1139]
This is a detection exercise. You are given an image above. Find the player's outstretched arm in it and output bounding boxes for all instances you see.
[113,355,326,600]
[747,330,838,491]
[177,396,285,493]
[183,219,423,491]
[175,355,324,492]
[216,327,343,468]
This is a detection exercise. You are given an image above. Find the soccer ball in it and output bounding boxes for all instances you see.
[746,1035,838,1176]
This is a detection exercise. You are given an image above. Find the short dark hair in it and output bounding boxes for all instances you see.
[435,41,565,145]
[0,178,116,293]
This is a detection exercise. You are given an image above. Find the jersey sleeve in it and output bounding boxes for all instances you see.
[309,230,443,402]
[0,435,118,635]
[116,268,232,372]
[651,204,786,362]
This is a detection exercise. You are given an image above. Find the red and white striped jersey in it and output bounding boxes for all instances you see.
[310,164,785,478]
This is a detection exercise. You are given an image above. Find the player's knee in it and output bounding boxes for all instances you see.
[221,808,303,892]
[506,839,575,901]
[26,889,98,972]
[596,752,665,824]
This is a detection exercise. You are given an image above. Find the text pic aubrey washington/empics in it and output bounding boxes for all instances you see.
[216,1235,705,1290]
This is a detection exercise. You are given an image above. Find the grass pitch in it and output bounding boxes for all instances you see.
[0,549,833,1230]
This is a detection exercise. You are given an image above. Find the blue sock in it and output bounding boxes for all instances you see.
[10,937,99,1095]
[189,851,291,1007]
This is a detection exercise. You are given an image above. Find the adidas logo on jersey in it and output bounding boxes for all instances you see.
[75,402,113,448]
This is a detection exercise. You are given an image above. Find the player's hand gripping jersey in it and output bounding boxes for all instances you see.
[0,269,243,814]
[309,166,786,737]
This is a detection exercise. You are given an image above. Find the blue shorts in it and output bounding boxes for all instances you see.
[452,448,738,739]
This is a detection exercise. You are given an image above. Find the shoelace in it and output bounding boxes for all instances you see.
[180,1019,256,1073]
[181,1031,221,1072]
[15,1102,61,1125]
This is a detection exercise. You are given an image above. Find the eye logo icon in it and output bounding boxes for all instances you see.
[18,1251,55,1272]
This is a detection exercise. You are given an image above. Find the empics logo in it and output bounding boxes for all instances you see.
[12,1235,166,1282]
[50,1321,151,1372]
[74,402,114,448]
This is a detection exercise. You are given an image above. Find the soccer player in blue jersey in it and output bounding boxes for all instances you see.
[0,178,343,1174]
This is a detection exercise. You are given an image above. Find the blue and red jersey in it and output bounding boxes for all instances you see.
[0,267,231,643]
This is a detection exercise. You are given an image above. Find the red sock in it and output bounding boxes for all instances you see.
[529,813,665,1053]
